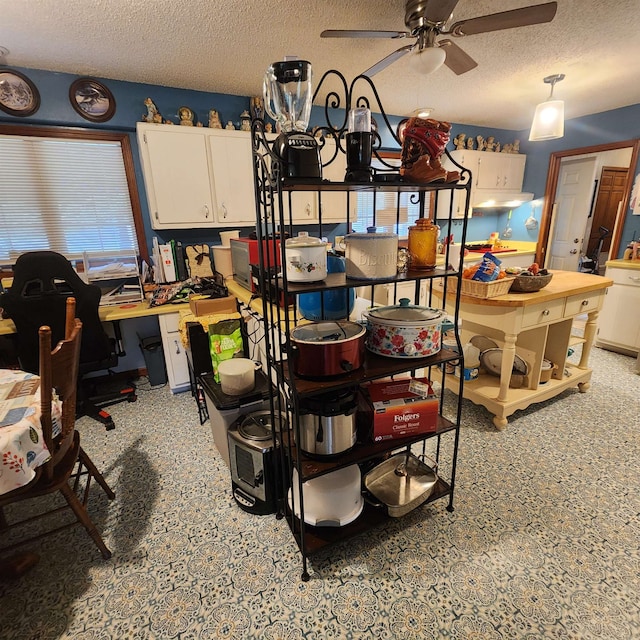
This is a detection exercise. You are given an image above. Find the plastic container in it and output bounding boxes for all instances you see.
[345,227,398,280]
[455,343,480,380]
[139,336,167,386]
[408,218,439,269]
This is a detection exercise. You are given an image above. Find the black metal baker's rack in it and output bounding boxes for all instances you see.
[250,69,471,581]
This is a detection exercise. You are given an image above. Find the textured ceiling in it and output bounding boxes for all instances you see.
[1,0,639,130]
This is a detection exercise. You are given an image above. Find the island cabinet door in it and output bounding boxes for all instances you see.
[137,124,216,229]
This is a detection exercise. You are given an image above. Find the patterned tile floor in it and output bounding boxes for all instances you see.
[1,343,639,639]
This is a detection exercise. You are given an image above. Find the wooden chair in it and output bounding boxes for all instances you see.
[0,297,115,561]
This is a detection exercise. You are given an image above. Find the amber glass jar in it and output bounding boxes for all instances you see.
[408,218,439,269]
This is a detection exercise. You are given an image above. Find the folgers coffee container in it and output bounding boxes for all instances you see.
[359,377,439,442]
[345,227,398,280]
[408,218,439,269]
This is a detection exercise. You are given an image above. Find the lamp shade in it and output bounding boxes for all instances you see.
[410,47,446,75]
[529,99,564,141]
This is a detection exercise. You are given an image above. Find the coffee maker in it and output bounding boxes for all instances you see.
[263,57,322,180]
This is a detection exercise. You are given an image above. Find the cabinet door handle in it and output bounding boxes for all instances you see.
[173,339,181,355]
[629,275,640,282]
[503,175,507,187]
[222,203,228,219]
[542,309,550,316]
[204,205,210,219]
[154,211,159,220]
[496,175,500,187]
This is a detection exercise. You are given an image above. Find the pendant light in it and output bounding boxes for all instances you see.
[529,74,565,141]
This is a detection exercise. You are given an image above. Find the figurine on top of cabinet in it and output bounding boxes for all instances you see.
[225,121,236,130]
[178,106,195,126]
[476,135,486,151]
[466,137,474,150]
[240,110,252,131]
[512,139,520,153]
[485,136,497,152]
[250,96,264,121]
[453,133,466,150]
[208,109,222,129]
[142,97,163,124]
[495,141,502,153]
[501,143,513,153]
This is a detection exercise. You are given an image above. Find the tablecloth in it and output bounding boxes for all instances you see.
[0,369,62,495]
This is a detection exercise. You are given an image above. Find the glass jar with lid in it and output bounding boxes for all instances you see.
[408,218,439,269]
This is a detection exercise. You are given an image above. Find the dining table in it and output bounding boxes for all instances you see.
[0,368,61,496]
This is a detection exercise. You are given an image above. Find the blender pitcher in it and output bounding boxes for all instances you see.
[263,57,321,180]
[263,57,313,133]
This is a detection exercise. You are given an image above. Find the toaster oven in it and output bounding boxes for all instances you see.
[230,238,283,291]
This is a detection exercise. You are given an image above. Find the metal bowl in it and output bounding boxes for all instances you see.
[510,272,553,292]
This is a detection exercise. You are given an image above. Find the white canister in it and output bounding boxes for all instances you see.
[219,230,240,247]
[212,246,233,279]
[285,232,328,283]
[218,358,256,396]
[345,228,398,280]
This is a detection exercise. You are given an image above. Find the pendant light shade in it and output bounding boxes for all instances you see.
[529,74,565,141]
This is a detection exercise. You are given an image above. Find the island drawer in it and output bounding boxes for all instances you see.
[521,298,564,328]
[564,290,603,317]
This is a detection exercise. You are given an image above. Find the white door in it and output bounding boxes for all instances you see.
[548,156,598,271]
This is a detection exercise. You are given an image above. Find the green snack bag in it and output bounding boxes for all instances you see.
[208,319,243,382]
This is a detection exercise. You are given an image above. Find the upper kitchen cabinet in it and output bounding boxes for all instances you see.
[437,149,527,219]
[137,124,216,229]
[207,129,256,225]
[137,124,257,229]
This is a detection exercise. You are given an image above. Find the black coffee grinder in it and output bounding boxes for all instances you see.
[345,107,373,182]
[264,57,321,180]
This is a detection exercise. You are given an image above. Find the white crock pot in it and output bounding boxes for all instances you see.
[289,464,364,527]
[364,298,446,358]
[285,232,328,283]
[345,227,398,280]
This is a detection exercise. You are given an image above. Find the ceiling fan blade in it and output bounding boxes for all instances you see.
[362,44,415,77]
[439,39,478,75]
[415,0,461,25]
[447,2,558,37]
[321,29,409,39]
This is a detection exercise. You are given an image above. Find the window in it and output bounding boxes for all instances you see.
[0,125,147,264]
[350,152,432,237]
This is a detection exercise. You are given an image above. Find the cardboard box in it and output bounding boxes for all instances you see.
[363,377,439,442]
[189,294,237,317]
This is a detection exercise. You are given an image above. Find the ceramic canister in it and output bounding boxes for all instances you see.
[345,227,398,280]
[285,232,328,283]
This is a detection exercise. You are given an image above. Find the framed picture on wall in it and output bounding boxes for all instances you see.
[0,69,41,117]
[69,77,116,123]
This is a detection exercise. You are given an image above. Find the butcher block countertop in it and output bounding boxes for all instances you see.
[441,270,613,308]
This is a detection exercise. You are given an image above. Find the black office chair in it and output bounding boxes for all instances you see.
[0,251,137,430]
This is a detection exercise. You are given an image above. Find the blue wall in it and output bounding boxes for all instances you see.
[2,66,639,257]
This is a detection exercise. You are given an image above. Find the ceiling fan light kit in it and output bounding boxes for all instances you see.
[529,73,565,141]
[410,46,446,75]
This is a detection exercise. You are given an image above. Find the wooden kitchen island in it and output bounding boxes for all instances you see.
[437,270,613,430]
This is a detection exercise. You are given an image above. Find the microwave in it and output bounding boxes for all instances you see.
[230,238,282,291]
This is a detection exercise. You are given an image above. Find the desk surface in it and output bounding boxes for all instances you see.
[0,300,190,336]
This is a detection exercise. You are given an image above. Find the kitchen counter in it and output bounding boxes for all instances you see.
[435,270,613,430]
[605,259,640,270]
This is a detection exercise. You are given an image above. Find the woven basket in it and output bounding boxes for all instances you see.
[450,276,515,299]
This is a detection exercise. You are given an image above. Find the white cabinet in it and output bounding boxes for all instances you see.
[137,124,216,229]
[437,150,527,219]
[158,313,190,393]
[596,264,640,354]
[137,123,257,229]
[207,130,256,225]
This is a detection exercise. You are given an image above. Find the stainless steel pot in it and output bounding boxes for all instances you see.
[298,389,357,456]
[364,452,438,517]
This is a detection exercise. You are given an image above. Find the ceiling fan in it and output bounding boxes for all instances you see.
[321,0,558,77]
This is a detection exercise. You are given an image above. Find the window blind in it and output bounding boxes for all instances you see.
[351,157,431,236]
[0,134,139,263]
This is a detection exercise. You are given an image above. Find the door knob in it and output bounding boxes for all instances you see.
[573,238,580,243]
[569,249,578,254]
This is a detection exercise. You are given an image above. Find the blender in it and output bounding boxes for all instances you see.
[263,57,321,180]
[345,107,373,182]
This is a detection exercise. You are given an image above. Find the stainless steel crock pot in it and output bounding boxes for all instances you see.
[298,389,357,457]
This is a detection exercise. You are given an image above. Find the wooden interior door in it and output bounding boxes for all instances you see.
[587,166,629,256]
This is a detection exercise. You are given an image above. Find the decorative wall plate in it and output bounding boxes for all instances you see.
[0,69,40,117]
[69,78,116,122]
